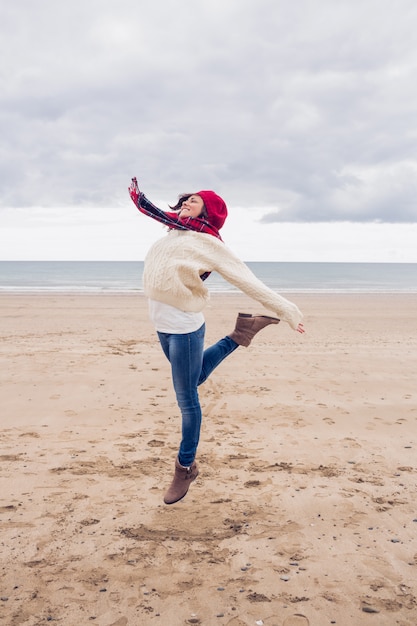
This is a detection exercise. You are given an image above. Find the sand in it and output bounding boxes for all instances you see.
[0,293,416,626]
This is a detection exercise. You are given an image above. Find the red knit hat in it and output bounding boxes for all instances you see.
[196,190,228,230]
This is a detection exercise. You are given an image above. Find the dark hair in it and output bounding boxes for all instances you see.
[169,193,208,218]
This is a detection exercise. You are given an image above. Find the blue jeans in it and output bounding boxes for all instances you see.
[157,324,239,466]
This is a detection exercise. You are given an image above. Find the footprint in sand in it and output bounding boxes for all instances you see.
[283,615,310,626]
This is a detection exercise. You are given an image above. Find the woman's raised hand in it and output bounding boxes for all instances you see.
[129,177,140,204]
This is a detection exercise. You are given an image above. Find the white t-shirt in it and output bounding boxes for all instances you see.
[148,299,205,334]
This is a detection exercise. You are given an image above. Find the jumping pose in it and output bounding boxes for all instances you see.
[129,179,304,504]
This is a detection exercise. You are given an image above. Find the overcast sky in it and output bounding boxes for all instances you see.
[1,0,417,261]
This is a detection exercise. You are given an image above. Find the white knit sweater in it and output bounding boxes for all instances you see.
[143,230,303,330]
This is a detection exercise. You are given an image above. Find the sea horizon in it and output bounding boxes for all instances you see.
[1,260,417,294]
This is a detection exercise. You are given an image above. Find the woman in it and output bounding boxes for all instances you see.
[129,178,304,504]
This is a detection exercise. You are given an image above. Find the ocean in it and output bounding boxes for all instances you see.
[1,261,417,294]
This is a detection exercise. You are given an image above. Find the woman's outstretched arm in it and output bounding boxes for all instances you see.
[128,178,187,230]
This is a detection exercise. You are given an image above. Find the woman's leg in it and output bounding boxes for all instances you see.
[198,336,239,385]
[157,324,205,467]
[196,313,280,385]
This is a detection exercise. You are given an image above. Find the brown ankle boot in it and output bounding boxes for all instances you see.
[163,457,199,505]
[228,312,280,347]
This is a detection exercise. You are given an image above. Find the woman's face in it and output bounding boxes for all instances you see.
[178,195,205,219]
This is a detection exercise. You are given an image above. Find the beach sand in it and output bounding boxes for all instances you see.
[0,293,416,626]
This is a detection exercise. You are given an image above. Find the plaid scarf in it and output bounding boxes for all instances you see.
[129,178,222,281]
[129,178,223,241]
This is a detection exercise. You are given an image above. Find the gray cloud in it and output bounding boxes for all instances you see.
[1,0,417,222]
